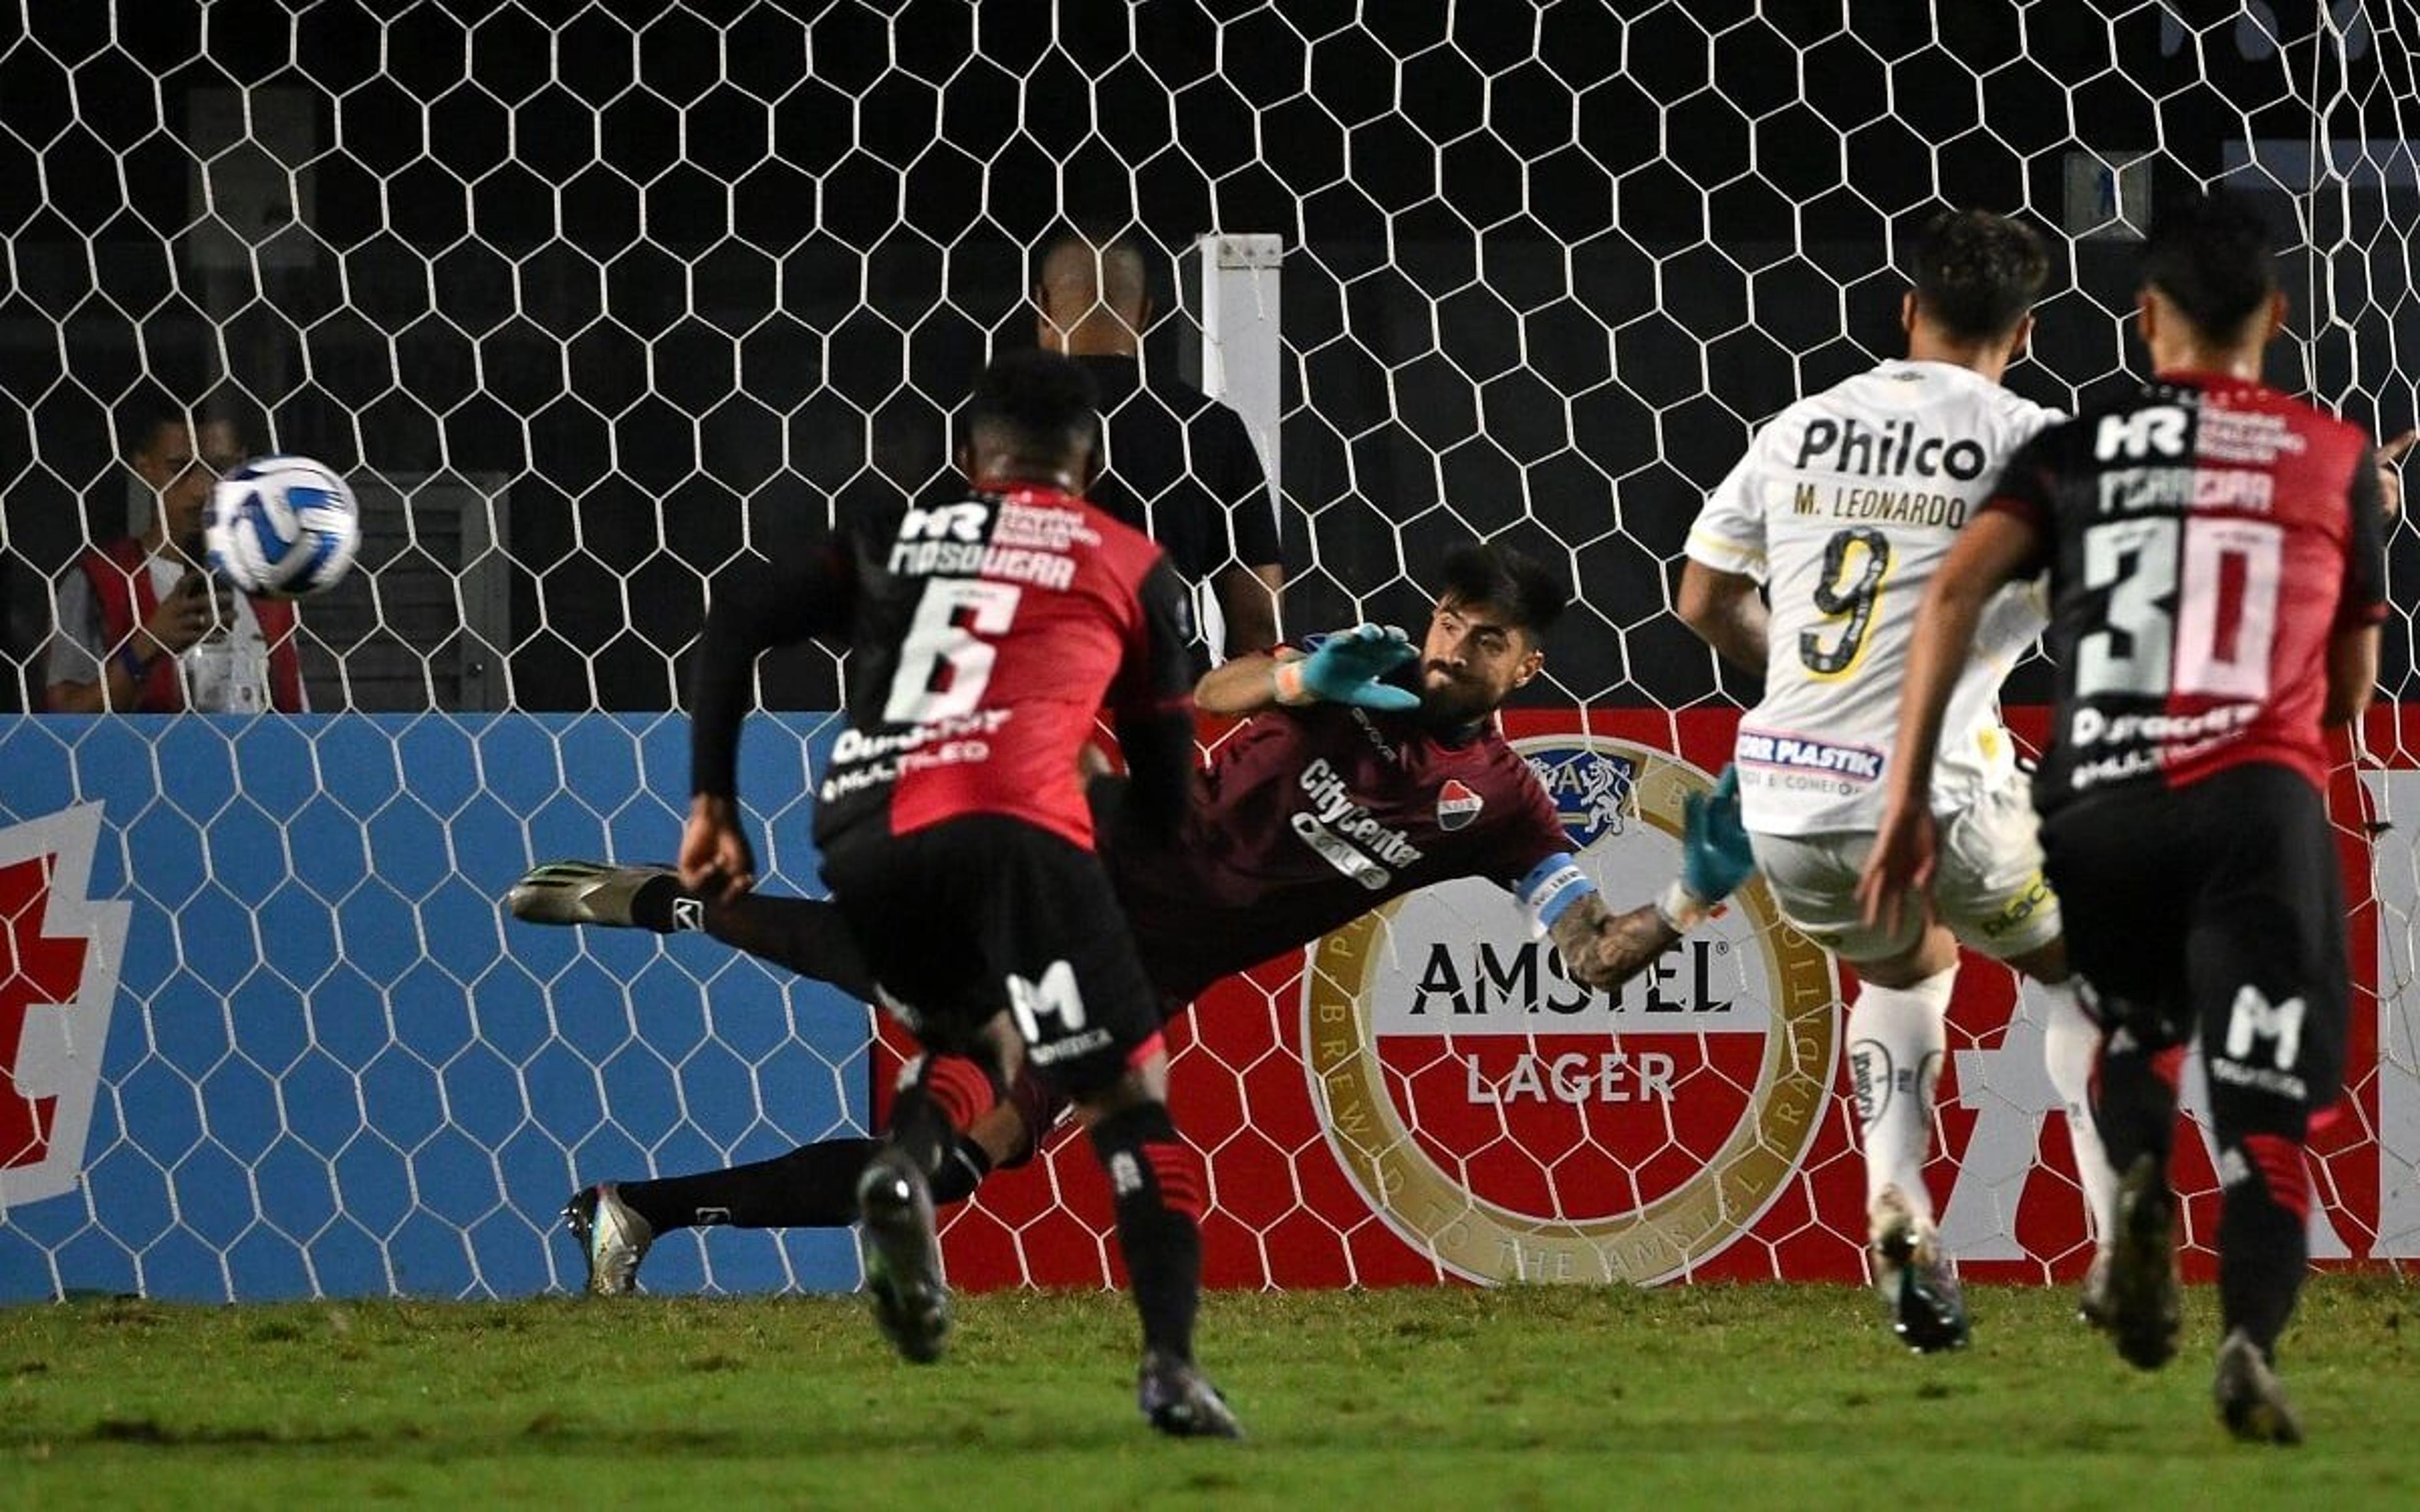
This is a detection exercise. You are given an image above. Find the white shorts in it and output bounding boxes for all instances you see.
[1749,775,2061,965]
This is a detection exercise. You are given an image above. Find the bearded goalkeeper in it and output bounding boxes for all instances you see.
[511,542,1756,1289]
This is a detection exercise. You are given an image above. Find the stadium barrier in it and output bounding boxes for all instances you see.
[3,707,2412,1300]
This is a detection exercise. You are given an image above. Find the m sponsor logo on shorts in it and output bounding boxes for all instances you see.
[2211,983,2311,1101]
[1010,961,1114,1066]
[1303,737,1835,1284]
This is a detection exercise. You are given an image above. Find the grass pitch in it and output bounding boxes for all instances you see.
[2,1278,2414,1510]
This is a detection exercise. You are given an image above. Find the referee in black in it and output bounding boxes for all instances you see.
[1034,229,1284,665]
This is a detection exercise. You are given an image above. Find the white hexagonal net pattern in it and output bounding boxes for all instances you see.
[1,4,2414,1297]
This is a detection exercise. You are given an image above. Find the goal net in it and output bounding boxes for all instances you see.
[1,3,2414,1298]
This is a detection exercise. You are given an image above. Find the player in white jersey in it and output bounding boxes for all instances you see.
[1680,210,2116,1351]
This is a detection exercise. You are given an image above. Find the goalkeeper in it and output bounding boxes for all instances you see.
[512,542,1756,1291]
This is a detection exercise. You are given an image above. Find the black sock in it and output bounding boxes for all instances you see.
[628,874,699,933]
[929,1133,995,1205]
[613,1130,998,1237]
[619,1137,885,1234]
[1088,1101,1204,1364]
[2216,1131,2311,1356]
[884,1056,1005,1178]
[2092,1025,2179,1176]
[705,894,879,1000]
[618,1138,878,1232]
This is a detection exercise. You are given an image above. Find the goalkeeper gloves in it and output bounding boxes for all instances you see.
[1657,764,1754,931]
[1272,623,1421,712]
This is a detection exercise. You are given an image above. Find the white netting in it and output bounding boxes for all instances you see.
[1,3,2415,1298]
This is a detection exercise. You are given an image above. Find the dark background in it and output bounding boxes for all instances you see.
[3,1,2414,712]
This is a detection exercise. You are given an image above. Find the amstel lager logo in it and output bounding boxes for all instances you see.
[1303,736,1835,1283]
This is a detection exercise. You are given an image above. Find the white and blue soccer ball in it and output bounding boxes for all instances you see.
[205,455,362,599]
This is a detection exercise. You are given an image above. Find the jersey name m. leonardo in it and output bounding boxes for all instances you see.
[1688,360,2060,835]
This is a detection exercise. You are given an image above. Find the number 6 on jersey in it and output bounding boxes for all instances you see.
[884,578,1023,722]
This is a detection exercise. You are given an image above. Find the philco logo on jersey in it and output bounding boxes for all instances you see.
[0,805,131,1209]
[1303,737,1835,1285]
[1795,417,1989,481]
[1435,779,1484,832]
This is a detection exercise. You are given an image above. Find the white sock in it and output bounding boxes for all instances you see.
[2039,978,2118,1250]
[1845,965,1956,1225]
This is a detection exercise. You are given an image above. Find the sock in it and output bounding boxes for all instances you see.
[616,1127,997,1236]
[929,1133,995,1205]
[1845,965,1956,1223]
[2039,980,2119,1247]
[2216,1131,2310,1356]
[618,1138,879,1232]
[2092,1017,2181,1177]
[628,874,698,933]
[885,1055,1002,1179]
[705,894,880,1000]
[1088,1101,1204,1363]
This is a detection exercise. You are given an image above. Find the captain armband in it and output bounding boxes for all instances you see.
[1515,852,1596,936]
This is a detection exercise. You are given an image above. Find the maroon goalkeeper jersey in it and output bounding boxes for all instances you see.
[1985,372,2388,810]
[1105,699,1574,1004]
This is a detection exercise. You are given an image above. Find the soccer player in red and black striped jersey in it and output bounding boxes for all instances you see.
[675,350,1238,1437]
[1860,190,2390,1443]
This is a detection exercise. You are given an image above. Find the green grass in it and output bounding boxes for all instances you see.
[1,1278,2414,1510]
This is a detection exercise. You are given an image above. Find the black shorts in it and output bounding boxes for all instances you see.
[819,813,1162,1098]
[2040,762,2349,1118]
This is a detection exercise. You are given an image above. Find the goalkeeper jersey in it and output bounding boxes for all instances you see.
[1103,697,1577,1006]
[1686,360,2061,836]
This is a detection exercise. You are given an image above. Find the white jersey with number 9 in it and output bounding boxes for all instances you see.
[1687,360,2061,836]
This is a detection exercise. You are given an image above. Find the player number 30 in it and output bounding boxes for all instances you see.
[2077,515,2281,700]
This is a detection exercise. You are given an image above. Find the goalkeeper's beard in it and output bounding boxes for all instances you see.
[1417,667,1496,731]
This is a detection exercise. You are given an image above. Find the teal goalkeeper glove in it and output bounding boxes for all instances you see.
[1274,624,1420,712]
[1660,765,1755,929]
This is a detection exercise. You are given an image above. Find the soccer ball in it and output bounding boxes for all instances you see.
[205,455,363,599]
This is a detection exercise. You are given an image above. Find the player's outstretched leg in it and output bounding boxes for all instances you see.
[1846,961,1965,1352]
[563,1183,655,1295]
[1084,1091,1240,1438]
[507,862,885,1003]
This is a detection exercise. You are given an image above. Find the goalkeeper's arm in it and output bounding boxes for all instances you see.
[1548,767,1754,991]
[1194,623,1420,716]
